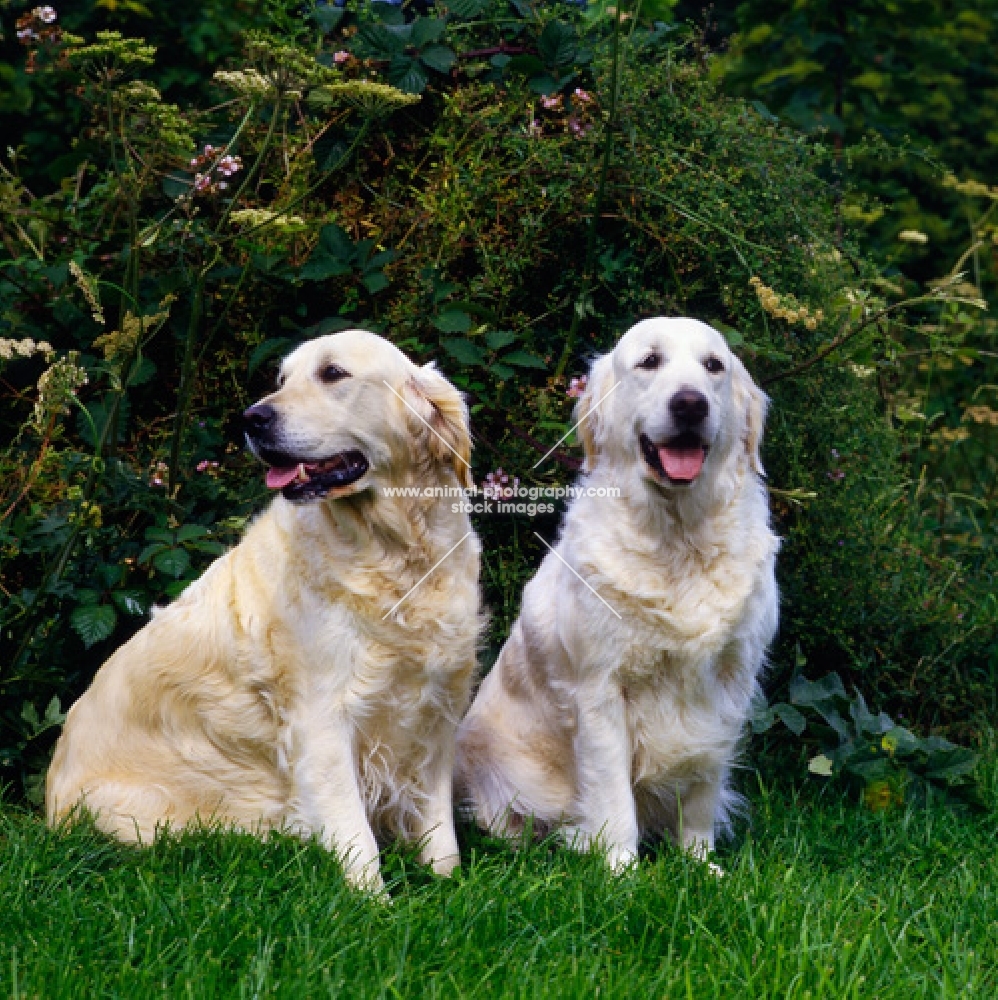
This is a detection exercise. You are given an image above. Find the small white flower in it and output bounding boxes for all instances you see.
[34,6,57,23]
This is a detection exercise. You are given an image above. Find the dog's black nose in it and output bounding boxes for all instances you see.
[243,403,276,435]
[669,389,709,426]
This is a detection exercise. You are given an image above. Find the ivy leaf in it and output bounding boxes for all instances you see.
[420,44,457,74]
[442,339,487,366]
[433,309,472,333]
[71,604,117,648]
[153,547,191,579]
[504,349,547,369]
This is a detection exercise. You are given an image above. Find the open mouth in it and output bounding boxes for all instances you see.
[640,432,708,485]
[262,451,369,501]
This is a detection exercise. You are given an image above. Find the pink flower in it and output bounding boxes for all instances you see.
[567,375,588,398]
[217,154,242,176]
[34,6,57,23]
[569,119,590,139]
[540,95,561,110]
[572,87,592,104]
[193,173,211,193]
[333,50,351,64]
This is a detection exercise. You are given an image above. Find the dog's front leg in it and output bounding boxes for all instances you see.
[676,773,725,876]
[563,686,639,872]
[286,709,382,892]
[412,726,461,876]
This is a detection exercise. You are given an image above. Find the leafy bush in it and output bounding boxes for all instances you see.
[1,0,995,799]
[753,669,982,810]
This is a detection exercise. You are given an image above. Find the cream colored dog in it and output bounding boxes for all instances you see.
[47,330,481,890]
[455,317,778,870]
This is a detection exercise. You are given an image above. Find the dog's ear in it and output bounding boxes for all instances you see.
[401,362,473,488]
[731,354,768,476]
[574,353,615,472]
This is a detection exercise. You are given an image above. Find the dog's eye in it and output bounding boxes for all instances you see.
[637,352,662,371]
[319,364,350,384]
[704,357,725,374]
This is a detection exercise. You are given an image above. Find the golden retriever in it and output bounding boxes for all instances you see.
[455,317,778,870]
[47,330,482,891]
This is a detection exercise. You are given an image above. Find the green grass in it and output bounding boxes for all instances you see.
[3,749,997,999]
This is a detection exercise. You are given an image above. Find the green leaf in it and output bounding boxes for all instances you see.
[410,17,446,48]
[138,542,167,565]
[300,317,354,339]
[176,524,211,543]
[388,56,429,95]
[712,320,744,347]
[357,22,408,57]
[775,703,807,736]
[446,0,486,18]
[153,547,191,579]
[433,309,472,334]
[924,748,979,783]
[313,4,344,33]
[300,256,353,282]
[442,339,488,366]
[71,604,118,648]
[789,672,848,707]
[529,74,562,96]
[361,271,390,294]
[42,695,66,728]
[486,329,517,351]
[504,349,547,369]
[490,363,515,380]
[504,54,546,78]
[111,589,148,616]
[318,223,358,260]
[538,20,577,67]
[248,337,296,375]
[420,44,456,74]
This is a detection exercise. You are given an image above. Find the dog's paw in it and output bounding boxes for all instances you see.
[606,845,640,874]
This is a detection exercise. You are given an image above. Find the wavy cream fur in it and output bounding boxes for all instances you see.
[455,318,778,869]
[47,330,482,891]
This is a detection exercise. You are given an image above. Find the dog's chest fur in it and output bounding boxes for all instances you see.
[571,499,776,788]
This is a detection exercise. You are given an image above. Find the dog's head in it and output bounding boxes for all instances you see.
[576,317,767,489]
[244,330,472,503]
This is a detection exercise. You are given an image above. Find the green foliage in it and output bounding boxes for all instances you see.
[753,667,982,810]
[0,0,995,803]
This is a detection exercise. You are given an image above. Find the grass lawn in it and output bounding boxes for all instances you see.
[2,747,996,999]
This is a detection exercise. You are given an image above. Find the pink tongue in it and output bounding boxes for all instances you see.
[266,465,301,489]
[659,446,704,482]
